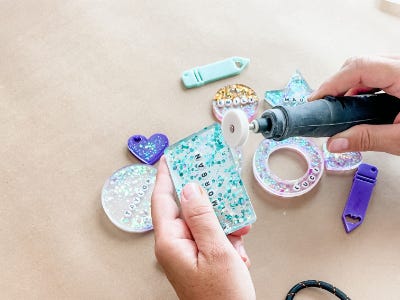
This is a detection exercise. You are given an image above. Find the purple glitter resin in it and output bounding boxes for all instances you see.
[128,134,169,165]
[322,143,362,172]
[342,163,378,233]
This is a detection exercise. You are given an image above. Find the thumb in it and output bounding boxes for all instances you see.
[327,123,400,155]
[180,183,230,254]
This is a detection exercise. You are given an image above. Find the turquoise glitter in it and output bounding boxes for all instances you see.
[164,123,256,234]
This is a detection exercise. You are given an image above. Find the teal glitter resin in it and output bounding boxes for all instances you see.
[164,123,256,234]
[264,71,313,107]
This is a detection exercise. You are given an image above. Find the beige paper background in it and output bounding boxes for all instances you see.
[1,1,400,299]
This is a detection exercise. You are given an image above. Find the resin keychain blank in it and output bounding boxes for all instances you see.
[212,84,259,122]
[164,123,256,234]
[181,57,249,88]
[101,164,156,232]
[253,137,324,197]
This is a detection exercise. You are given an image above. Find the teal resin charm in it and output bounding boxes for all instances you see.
[264,70,313,107]
[181,57,250,88]
[164,123,256,234]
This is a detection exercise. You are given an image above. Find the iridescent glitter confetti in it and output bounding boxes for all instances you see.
[322,143,362,172]
[164,123,256,234]
[253,137,324,197]
[231,147,243,173]
[264,71,313,107]
[101,164,156,232]
[128,133,169,165]
[212,84,259,122]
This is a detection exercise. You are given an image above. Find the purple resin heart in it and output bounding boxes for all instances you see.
[128,134,169,165]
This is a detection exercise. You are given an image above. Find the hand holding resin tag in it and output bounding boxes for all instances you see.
[128,133,169,165]
[164,123,256,234]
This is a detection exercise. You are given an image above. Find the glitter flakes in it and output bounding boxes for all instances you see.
[322,143,362,172]
[127,134,169,165]
[101,164,156,232]
[164,123,256,234]
[212,84,259,122]
[253,137,324,197]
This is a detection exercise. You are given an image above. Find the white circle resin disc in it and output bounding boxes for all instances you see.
[101,164,156,232]
[222,109,250,148]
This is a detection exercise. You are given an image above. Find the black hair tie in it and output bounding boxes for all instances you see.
[286,280,351,300]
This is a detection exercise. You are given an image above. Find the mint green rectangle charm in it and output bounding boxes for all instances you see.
[164,123,256,234]
[181,57,250,88]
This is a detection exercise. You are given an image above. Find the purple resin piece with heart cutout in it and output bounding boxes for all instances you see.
[342,163,378,233]
[128,134,169,165]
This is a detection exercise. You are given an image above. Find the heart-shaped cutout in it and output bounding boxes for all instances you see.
[344,214,362,224]
[128,134,169,165]
[343,214,363,233]
[322,143,362,172]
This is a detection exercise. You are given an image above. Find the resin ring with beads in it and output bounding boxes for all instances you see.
[253,137,324,197]
[213,84,259,122]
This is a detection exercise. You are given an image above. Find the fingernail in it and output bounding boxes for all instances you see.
[238,245,249,263]
[328,138,349,152]
[182,183,201,201]
[239,245,247,259]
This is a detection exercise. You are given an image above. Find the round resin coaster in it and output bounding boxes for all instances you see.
[101,164,156,232]
[212,84,259,122]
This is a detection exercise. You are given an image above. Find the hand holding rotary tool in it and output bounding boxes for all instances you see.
[223,56,400,155]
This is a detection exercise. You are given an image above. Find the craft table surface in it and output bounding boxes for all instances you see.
[1,1,400,299]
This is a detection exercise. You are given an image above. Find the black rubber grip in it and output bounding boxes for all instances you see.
[275,93,400,140]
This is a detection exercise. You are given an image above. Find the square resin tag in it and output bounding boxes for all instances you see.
[164,123,256,234]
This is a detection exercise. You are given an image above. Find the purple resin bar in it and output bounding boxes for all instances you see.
[342,163,378,233]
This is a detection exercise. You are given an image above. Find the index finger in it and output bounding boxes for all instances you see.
[151,156,179,229]
[309,56,400,100]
